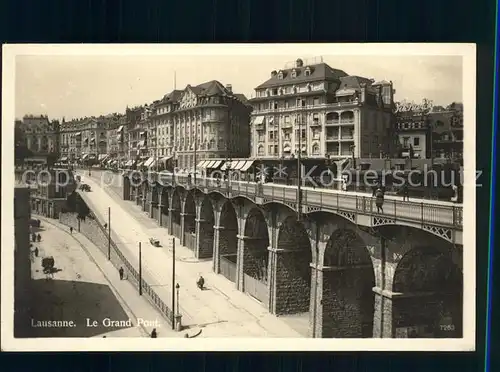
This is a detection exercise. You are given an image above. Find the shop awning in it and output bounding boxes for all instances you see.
[59,157,68,162]
[232,160,247,170]
[148,159,157,168]
[99,154,108,161]
[75,132,82,136]
[240,160,255,172]
[89,154,97,159]
[197,160,208,168]
[222,160,239,170]
[268,117,274,125]
[210,160,223,169]
[140,131,146,136]
[138,140,145,147]
[125,160,133,166]
[83,138,89,143]
[402,152,410,157]
[144,157,155,167]
[82,154,89,160]
[160,156,172,163]
[253,116,265,125]
[117,125,124,132]
[204,161,215,168]
[137,161,144,167]
[283,145,291,152]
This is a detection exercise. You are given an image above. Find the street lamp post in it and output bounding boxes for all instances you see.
[107,207,111,260]
[176,283,180,316]
[138,242,142,296]
[171,237,176,330]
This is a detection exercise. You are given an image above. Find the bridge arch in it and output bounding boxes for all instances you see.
[322,228,375,338]
[198,196,215,259]
[275,216,312,315]
[183,192,196,251]
[171,189,182,238]
[392,245,463,338]
[217,200,239,283]
[242,207,270,304]
[160,188,170,228]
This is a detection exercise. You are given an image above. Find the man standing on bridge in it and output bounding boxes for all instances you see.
[119,266,124,280]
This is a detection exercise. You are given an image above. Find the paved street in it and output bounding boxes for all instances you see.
[77,170,304,337]
[27,219,166,338]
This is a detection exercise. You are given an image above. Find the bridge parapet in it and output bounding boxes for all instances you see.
[124,171,463,231]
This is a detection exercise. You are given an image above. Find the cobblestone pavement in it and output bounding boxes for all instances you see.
[28,220,149,338]
[76,170,303,338]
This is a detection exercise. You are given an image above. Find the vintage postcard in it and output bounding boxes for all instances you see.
[2,43,476,351]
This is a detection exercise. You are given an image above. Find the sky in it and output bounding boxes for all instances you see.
[15,53,463,120]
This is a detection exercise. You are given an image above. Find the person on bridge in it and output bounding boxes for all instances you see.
[70,226,73,234]
[151,328,157,338]
[375,188,384,213]
[119,267,124,280]
[34,247,39,257]
[402,182,410,201]
[37,233,42,242]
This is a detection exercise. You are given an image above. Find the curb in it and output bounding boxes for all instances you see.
[34,215,151,338]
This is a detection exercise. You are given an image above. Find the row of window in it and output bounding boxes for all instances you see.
[257,143,321,156]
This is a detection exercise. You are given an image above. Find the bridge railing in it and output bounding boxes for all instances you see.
[134,172,463,229]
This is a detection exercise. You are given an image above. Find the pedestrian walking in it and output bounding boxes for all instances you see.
[37,233,41,242]
[119,267,124,280]
[34,247,39,257]
[375,188,384,213]
[70,226,73,234]
[32,233,37,242]
[402,183,410,201]
[151,328,157,338]
[103,223,108,230]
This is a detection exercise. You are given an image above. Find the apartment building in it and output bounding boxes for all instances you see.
[248,57,397,160]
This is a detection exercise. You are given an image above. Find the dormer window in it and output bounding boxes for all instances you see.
[277,70,284,79]
[304,67,311,76]
[291,69,297,78]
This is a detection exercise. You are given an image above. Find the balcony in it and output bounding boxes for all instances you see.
[325,120,355,126]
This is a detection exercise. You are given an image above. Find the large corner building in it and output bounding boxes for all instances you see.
[249,57,398,160]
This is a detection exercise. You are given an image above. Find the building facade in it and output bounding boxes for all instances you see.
[126,105,150,164]
[428,103,464,161]
[248,58,397,160]
[18,115,60,158]
[151,80,252,170]
[59,117,108,163]
[394,99,434,159]
[395,100,464,161]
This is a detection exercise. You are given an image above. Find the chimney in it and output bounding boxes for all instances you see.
[225,84,233,93]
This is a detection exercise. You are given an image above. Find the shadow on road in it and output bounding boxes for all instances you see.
[17,279,133,338]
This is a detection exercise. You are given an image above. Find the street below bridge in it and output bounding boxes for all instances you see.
[75,170,304,337]
[26,220,148,338]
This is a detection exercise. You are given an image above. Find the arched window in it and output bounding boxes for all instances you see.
[258,145,265,155]
[312,143,320,155]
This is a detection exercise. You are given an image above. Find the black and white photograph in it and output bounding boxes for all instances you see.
[2,44,476,351]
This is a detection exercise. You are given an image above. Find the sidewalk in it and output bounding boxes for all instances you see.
[37,216,183,338]
[78,172,303,337]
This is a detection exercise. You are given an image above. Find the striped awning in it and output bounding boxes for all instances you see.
[125,160,133,166]
[117,126,124,132]
[144,157,155,167]
[98,154,108,161]
[253,116,265,125]
[232,160,247,170]
[197,160,209,168]
[210,160,223,169]
[240,160,255,172]
[82,154,89,160]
